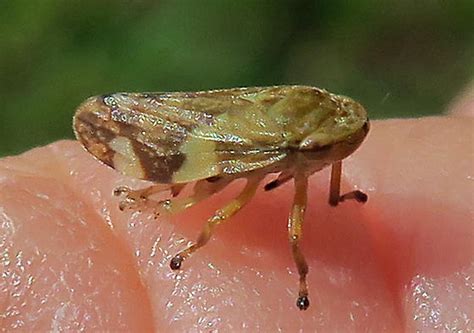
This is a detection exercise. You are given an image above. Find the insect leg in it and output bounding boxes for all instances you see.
[114,183,171,211]
[170,175,263,270]
[170,184,186,197]
[156,178,231,216]
[328,161,368,206]
[288,171,310,310]
[264,170,293,191]
[114,178,231,215]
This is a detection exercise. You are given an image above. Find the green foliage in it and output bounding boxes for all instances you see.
[1,0,473,156]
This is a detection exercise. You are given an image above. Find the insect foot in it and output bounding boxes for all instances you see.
[297,295,310,311]
[169,254,184,270]
[339,190,368,204]
[113,186,131,197]
[113,186,149,211]
[155,199,173,215]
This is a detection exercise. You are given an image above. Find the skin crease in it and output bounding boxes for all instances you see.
[0,103,473,331]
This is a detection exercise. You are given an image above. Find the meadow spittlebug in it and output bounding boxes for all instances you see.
[73,85,369,310]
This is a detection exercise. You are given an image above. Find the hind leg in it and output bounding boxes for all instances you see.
[114,178,231,215]
[170,175,263,270]
[156,177,231,216]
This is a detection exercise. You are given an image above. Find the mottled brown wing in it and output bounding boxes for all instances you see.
[74,87,291,184]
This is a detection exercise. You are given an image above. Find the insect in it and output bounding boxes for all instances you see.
[73,85,369,310]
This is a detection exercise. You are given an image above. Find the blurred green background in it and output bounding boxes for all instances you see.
[1,0,473,156]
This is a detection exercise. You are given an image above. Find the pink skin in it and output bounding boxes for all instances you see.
[1,104,473,330]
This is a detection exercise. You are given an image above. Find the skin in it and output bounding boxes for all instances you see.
[0,112,473,330]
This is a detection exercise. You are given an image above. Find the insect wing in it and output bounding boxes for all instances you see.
[74,88,289,184]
